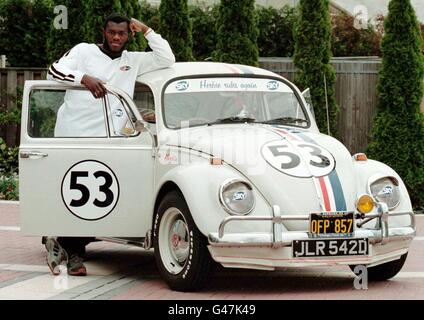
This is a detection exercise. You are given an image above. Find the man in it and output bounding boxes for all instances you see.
[45,13,175,276]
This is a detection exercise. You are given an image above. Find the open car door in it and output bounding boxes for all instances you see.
[19,81,155,237]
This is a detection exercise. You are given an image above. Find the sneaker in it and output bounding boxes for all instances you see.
[45,238,68,276]
[67,254,87,276]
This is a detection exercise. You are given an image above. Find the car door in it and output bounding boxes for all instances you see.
[19,81,155,237]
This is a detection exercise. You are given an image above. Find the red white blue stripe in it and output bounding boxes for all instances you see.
[272,127,347,212]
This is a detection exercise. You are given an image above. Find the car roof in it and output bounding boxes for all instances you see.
[136,62,284,86]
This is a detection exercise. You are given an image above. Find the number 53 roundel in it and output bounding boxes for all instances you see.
[261,140,335,178]
[61,160,120,221]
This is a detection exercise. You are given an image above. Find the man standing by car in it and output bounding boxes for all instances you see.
[45,13,175,276]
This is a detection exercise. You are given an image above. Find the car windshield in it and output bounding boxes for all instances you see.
[163,77,309,129]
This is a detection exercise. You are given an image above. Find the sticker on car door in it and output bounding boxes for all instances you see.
[61,160,120,221]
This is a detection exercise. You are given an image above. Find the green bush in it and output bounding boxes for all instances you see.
[140,0,160,31]
[189,5,218,61]
[0,88,22,150]
[0,87,23,126]
[46,0,86,64]
[0,0,52,67]
[0,174,19,201]
[421,23,424,53]
[367,0,424,209]
[332,12,382,57]
[159,0,194,61]
[213,0,259,66]
[1,1,394,67]
[293,0,339,136]
[256,5,296,57]
[0,107,21,127]
[0,138,18,175]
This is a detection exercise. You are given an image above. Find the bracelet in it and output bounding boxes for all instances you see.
[144,28,153,37]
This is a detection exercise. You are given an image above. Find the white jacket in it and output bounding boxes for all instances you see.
[48,31,175,137]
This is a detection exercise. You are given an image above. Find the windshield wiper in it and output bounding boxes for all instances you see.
[208,116,256,125]
[262,117,308,125]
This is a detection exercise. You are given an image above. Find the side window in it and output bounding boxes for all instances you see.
[29,89,64,138]
[105,93,136,137]
[133,82,155,123]
[265,92,307,122]
[28,89,107,138]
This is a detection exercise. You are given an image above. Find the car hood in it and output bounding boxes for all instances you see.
[165,124,356,231]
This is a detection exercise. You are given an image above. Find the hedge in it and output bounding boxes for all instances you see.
[293,0,339,136]
[213,0,259,66]
[0,0,393,67]
[367,0,424,210]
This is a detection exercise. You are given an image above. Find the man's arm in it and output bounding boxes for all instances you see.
[130,18,176,75]
[47,44,85,85]
[47,44,107,98]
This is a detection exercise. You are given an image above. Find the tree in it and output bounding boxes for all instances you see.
[257,5,296,58]
[367,0,424,209]
[80,0,144,51]
[213,0,259,66]
[140,0,160,31]
[158,0,193,61]
[0,0,52,67]
[293,0,338,136]
[189,5,218,61]
[331,12,382,57]
[46,0,86,64]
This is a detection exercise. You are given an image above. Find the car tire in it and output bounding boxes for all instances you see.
[153,191,213,291]
[349,253,408,281]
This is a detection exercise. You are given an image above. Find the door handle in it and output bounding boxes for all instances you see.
[20,151,48,159]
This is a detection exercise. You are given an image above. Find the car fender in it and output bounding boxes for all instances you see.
[353,159,413,228]
[154,156,273,237]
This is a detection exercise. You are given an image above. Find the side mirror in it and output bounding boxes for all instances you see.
[134,119,157,150]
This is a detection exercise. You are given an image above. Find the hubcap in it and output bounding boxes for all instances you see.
[169,218,189,264]
[158,208,190,274]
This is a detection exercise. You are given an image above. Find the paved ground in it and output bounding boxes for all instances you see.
[0,201,423,301]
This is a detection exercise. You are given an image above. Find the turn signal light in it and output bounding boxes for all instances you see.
[211,157,223,165]
[354,153,368,161]
[357,194,375,214]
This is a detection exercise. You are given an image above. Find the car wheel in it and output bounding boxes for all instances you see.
[349,253,408,281]
[153,191,213,291]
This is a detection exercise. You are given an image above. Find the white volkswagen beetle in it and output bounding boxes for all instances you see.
[20,62,415,291]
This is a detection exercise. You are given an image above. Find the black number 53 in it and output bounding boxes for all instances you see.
[268,144,331,169]
[69,171,114,208]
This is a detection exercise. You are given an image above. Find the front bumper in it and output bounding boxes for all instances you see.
[207,203,415,270]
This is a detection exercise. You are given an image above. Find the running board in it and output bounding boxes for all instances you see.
[96,237,146,248]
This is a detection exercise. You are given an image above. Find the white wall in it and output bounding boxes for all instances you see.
[144,0,296,9]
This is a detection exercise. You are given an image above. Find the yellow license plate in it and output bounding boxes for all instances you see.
[309,212,354,237]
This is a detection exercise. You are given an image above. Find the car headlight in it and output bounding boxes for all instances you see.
[368,176,400,210]
[219,179,255,215]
